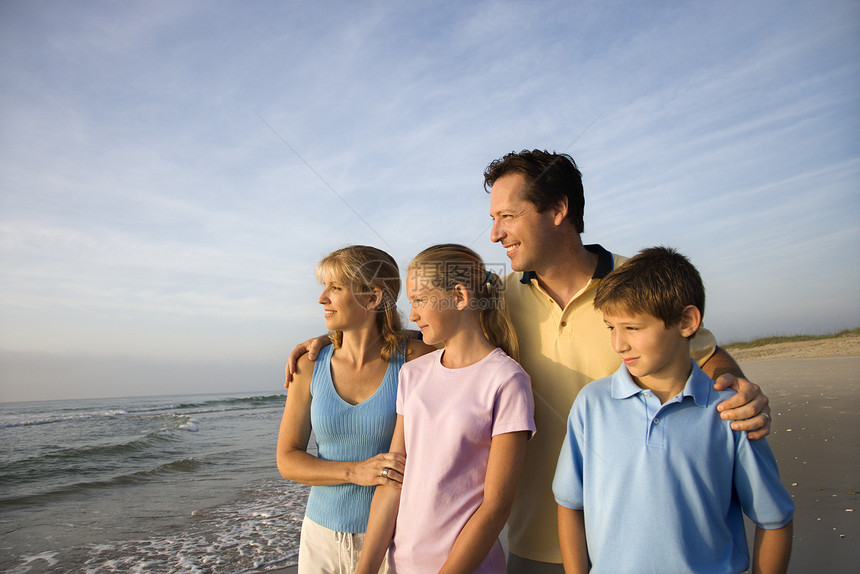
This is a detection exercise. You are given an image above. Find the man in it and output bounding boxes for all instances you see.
[484,150,769,573]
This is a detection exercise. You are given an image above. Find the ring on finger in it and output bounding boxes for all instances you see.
[381,468,389,478]
[762,412,770,421]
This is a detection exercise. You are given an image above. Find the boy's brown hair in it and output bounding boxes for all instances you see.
[594,246,705,330]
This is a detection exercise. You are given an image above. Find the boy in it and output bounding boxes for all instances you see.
[552,246,794,573]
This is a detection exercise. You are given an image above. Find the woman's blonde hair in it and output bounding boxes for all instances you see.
[408,243,518,361]
[316,245,406,361]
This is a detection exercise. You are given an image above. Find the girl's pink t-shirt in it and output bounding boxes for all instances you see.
[391,348,535,573]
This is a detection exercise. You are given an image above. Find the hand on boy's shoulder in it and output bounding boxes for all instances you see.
[710,384,739,406]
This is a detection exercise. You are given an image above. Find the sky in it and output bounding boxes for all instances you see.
[1,0,858,402]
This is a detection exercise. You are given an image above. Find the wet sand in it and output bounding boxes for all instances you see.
[268,351,859,573]
[740,355,858,573]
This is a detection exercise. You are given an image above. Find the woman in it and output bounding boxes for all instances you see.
[277,245,432,573]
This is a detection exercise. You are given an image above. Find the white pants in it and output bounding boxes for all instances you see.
[298,515,393,574]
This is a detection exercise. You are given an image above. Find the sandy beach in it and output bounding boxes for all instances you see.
[731,335,859,573]
[269,336,859,573]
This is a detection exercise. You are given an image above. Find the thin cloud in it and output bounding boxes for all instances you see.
[1,0,858,400]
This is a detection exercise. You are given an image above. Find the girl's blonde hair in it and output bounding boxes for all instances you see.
[316,245,406,361]
[408,243,518,361]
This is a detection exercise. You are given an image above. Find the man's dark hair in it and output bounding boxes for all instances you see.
[483,149,585,234]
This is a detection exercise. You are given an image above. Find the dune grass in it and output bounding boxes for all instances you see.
[722,327,860,351]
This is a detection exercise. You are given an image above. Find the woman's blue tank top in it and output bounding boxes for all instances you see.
[304,344,405,533]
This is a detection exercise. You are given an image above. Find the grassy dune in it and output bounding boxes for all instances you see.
[722,327,860,351]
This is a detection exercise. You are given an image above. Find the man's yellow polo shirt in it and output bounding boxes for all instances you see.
[504,244,716,563]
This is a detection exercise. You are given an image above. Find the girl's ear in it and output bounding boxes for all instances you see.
[452,283,471,311]
[678,305,702,338]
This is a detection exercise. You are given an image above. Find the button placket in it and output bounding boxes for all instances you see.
[643,393,666,448]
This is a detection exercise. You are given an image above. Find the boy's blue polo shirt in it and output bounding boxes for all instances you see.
[553,360,794,574]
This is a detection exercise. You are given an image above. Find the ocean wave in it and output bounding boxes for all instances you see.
[178,418,199,432]
[0,409,129,429]
[166,394,285,412]
[75,478,307,574]
[0,457,213,507]
[80,394,286,419]
[0,394,284,429]
[0,420,193,488]
[5,551,59,574]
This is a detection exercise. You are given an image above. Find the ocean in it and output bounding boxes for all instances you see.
[0,391,310,573]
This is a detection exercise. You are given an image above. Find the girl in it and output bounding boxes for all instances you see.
[277,245,433,573]
[356,244,535,573]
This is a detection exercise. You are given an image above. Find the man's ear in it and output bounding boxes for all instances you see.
[552,196,569,226]
[679,305,702,338]
[453,283,470,311]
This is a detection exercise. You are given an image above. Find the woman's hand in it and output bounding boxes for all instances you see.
[350,452,406,487]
